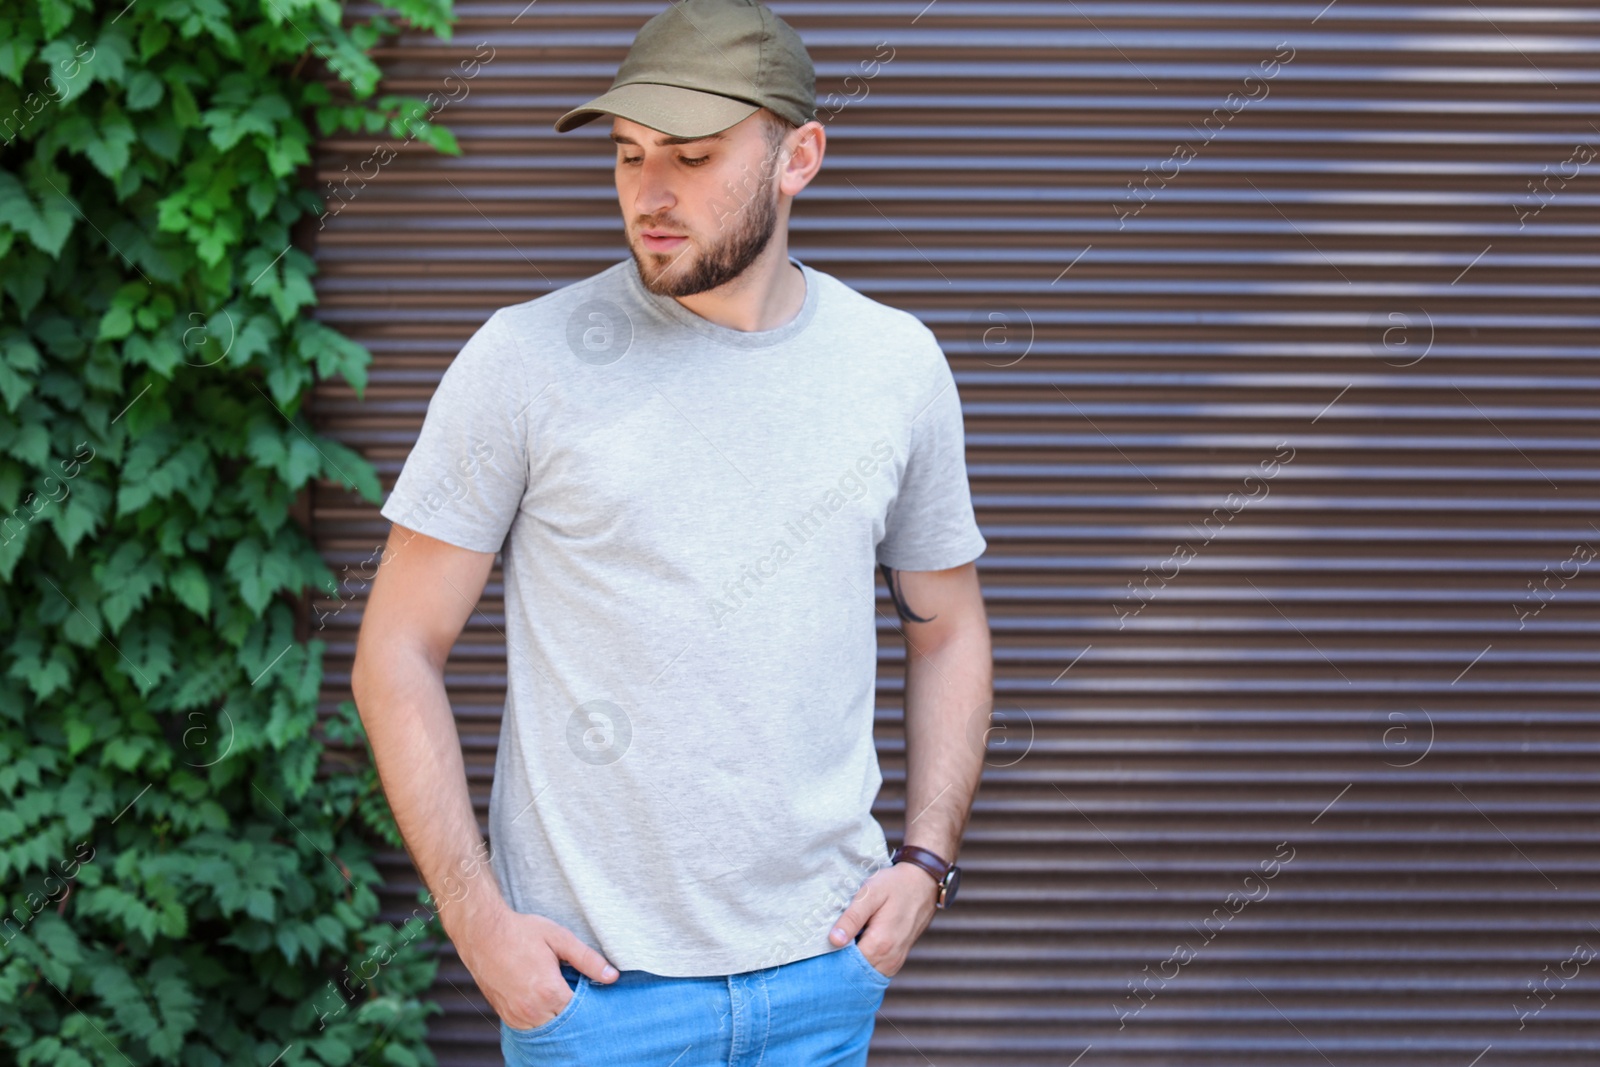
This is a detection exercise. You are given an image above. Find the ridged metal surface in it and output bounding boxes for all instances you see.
[310,3,1600,1064]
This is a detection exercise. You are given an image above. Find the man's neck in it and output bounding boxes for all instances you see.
[671,248,806,333]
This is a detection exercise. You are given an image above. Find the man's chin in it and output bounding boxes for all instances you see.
[634,244,696,291]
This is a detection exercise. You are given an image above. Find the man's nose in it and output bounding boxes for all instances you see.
[630,156,678,218]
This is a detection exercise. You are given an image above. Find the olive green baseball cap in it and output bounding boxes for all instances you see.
[553,0,816,138]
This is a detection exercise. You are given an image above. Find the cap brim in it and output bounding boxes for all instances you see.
[554,82,760,138]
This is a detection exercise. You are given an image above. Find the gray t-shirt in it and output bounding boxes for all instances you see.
[379,252,986,976]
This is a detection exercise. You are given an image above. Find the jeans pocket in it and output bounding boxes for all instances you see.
[844,939,892,986]
[504,973,589,1039]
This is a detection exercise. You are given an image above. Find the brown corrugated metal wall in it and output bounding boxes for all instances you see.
[310,3,1600,1064]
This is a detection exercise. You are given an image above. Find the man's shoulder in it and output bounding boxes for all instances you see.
[487,259,636,337]
[807,264,943,368]
[810,265,931,333]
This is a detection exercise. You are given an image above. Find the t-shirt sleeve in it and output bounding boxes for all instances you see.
[379,311,531,554]
[875,339,987,571]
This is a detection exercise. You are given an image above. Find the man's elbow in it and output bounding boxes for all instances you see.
[350,622,403,711]
[912,609,989,663]
[352,623,445,711]
[909,594,990,662]
[350,640,380,712]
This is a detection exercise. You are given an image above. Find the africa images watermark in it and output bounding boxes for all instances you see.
[1114,841,1297,1029]
[1513,938,1597,1031]
[704,41,895,232]
[0,840,97,947]
[816,42,895,124]
[753,849,887,972]
[1511,533,1597,630]
[708,131,794,233]
[707,438,896,628]
[1114,41,1296,229]
[1511,133,1597,229]
[313,437,499,631]
[0,39,95,146]
[316,42,497,231]
[0,441,97,546]
[312,835,501,1030]
[1113,440,1296,629]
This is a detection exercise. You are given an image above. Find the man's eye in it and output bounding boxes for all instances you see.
[618,155,707,166]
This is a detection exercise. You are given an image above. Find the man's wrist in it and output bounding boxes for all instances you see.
[889,843,962,908]
[435,876,511,940]
[901,838,957,861]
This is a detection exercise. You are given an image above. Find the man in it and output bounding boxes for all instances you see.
[350,1,992,1063]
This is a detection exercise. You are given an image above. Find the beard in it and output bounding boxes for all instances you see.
[630,174,780,298]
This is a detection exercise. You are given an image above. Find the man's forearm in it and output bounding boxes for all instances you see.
[352,649,509,936]
[901,617,993,861]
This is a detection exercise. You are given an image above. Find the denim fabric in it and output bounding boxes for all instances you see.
[501,940,892,1066]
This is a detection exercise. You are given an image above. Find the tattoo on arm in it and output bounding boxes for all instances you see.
[880,563,936,624]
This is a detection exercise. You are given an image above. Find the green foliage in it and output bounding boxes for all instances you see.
[0,0,461,1062]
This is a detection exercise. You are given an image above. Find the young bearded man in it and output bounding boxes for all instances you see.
[350,1,992,1063]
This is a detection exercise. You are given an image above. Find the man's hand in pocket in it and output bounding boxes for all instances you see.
[449,900,619,1029]
[828,862,939,977]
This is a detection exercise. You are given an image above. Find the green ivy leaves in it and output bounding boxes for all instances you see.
[1,0,458,1062]
[0,172,76,257]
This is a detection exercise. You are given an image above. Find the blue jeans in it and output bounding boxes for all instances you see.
[501,940,892,1066]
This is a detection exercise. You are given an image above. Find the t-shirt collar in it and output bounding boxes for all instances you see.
[623,252,819,350]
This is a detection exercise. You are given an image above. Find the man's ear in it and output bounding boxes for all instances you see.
[778,121,825,198]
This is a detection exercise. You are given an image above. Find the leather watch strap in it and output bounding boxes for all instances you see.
[890,844,950,881]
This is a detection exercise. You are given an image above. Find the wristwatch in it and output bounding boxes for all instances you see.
[890,844,961,909]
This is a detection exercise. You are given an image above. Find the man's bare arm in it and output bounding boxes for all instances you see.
[894,561,993,861]
[352,525,494,926]
[351,523,618,1029]
[831,560,992,975]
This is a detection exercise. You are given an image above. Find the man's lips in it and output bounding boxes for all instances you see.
[640,230,688,251]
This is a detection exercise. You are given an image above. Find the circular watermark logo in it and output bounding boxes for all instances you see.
[967,305,1035,368]
[178,706,235,768]
[566,699,632,765]
[181,309,236,368]
[1365,306,1434,368]
[566,299,633,366]
[1367,706,1434,768]
[965,699,1036,768]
